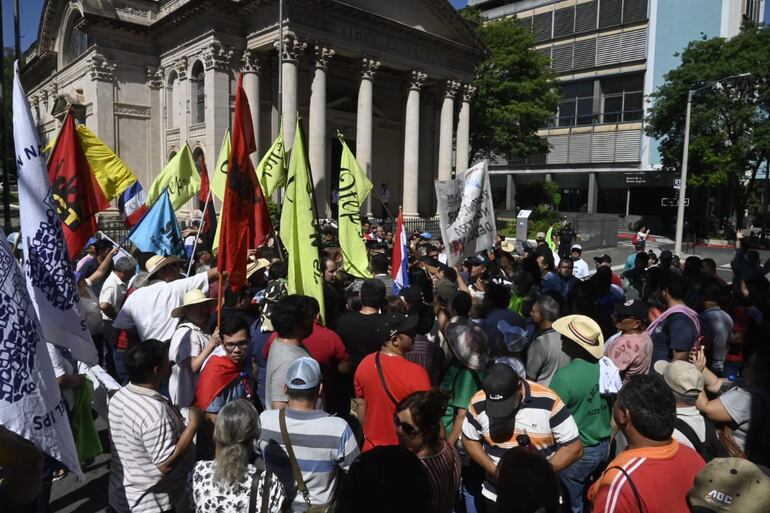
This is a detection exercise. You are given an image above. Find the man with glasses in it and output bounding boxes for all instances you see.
[462,363,583,513]
[112,254,220,343]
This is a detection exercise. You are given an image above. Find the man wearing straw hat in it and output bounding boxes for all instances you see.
[168,290,220,416]
[112,254,220,343]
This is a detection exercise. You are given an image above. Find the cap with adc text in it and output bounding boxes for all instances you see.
[688,458,770,513]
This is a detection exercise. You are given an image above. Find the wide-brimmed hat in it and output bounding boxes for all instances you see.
[170,289,216,318]
[500,241,515,253]
[246,258,270,279]
[145,255,180,280]
[445,323,489,371]
[552,314,604,359]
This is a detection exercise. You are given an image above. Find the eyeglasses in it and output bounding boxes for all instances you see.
[223,340,249,352]
[393,415,420,437]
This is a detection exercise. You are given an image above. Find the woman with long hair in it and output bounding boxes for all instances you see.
[189,400,285,512]
[395,390,461,513]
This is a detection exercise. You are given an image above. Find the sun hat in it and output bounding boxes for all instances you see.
[286,357,322,390]
[246,258,270,279]
[500,241,515,253]
[496,321,529,353]
[445,323,489,371]
[653,360,704,399]
[552,314,604,359]
[170,289,216,318]
[688,458,770,513]
[145,254,181,280]
[536,232,546,241]
[483,363,522,418]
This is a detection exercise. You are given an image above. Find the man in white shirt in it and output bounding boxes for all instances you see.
[570,244,590,280]
[112,255,219,343]
[99,257,136,325]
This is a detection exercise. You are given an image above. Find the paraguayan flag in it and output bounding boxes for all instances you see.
[13,61,98,366]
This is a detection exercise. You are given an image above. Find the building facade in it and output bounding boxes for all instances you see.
[471,0,757,219]
[22,0,485,219]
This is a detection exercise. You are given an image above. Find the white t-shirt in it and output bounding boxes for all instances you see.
[672,406,706,449]
[168,322,210,408]
[47,343,75,409]
[572,258,590,280]
[112,272,209,342]
[99,272,128,321]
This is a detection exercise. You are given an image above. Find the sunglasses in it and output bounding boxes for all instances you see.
[393,414,420,437]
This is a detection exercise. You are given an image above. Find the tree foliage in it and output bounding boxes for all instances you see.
[645,25,770,225]
[462,8,559,163]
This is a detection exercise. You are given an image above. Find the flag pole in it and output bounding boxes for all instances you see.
[0,4,12,232]
[186,190,212,276]
[216,273,224,331]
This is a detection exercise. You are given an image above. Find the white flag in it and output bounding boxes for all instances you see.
[0,226,82,477]
[13,61,98,365]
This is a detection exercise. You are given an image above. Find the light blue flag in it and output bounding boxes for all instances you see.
[128,189,185,256]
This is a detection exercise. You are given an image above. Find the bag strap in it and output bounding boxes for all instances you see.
[260,469,272,513]
[375,352,399,406]
[605,466,644,512]
[674,418,704,455]
[248,469,260,513]
[279,408,312,508]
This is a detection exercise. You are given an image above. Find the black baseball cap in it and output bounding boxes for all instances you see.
[379,313,419,342]
[593,254,612,264]
[615,300,649,321]
[398,286,422,306]
[482,363,522,418]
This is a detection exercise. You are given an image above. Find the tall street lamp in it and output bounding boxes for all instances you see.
[674,72,751,255]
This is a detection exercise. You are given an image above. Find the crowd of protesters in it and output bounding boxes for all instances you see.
[3,221,770,513]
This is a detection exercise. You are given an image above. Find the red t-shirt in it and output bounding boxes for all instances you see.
[354,351,431,451]
[589,440,704,513]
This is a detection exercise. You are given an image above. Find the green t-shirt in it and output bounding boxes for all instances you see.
[440,363,485,433]
[549,359,611,446]
[508,295,525,315]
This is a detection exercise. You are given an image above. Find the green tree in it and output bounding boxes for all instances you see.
[462,8,559,162]
[645,25,770,227]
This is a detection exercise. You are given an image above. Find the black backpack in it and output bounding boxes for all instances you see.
[674,417,729,462]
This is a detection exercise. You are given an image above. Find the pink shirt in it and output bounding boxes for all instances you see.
[605,332,652,384]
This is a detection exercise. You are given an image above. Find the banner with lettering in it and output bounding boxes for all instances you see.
[337,135,372,278]
[435,161,497,267]
[13,61,99,367]
[255,126,287,198]
[0,226,82,477]
[210,129,230,201]
[145,143,201,210]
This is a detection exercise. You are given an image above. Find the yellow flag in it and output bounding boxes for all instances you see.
[280,120,325,322]
[145,143,201,210]
[76,125,138,200]
[210,129,230,200]
[255,127,287,198]
[338,136,373,278]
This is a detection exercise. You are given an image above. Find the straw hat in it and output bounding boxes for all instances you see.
[145,255,180,280]
[500,240,515,253]
[246,258,270,279]
[170,289,216,318]
[552,314,604,359]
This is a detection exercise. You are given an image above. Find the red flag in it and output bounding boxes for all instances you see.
[48,110,109,259]
[198,158,217,246]
[199,156,211,209]
[218,74,273,290]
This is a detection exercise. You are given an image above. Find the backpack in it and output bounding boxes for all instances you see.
[674,417,729,462]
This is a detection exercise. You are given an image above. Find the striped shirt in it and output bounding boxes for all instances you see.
[108,384,193,513]
[462,379,580,502]
[419,439,462,513]
[258,408,360,512]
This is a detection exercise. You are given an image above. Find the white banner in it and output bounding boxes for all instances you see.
[13,61,97,366]
[435,161,497,267]
[0,226,82,477]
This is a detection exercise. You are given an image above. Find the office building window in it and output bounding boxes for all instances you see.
[558,81,594,127]
[601,74,643,123]
[192,63,205,124]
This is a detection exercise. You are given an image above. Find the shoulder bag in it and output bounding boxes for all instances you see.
[279,408,328,513]
[375,352,399,406]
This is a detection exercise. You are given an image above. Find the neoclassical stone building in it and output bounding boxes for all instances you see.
[22,0,485,218]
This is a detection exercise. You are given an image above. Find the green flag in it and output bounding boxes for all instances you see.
[210,129,231,200]
[280,119,325,322]
[338,136,373,278]
[255,127,287,198]
[145,143,201,210]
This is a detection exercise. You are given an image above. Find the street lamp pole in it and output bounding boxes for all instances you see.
[673,73,751,256]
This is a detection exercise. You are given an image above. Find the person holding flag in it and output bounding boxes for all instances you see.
[391,208,410,295]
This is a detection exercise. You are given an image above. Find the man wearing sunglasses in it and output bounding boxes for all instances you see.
[462,363,583,513]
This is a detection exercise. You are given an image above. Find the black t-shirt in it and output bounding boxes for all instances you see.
[334,311,383,369]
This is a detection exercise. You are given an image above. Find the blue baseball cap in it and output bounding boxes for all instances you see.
[285,357,322,390]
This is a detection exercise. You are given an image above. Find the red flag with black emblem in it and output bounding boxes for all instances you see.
[48,110,109,259]
[218,74,273,291]
[198,157,217,245]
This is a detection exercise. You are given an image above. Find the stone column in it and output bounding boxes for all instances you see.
[437,79,461,181]
[402,70,427,217]
[241,49,262,164]
[505,175,516,211]
[356,57,381,216]
[455,83,476,176]
[309,46,335,217]
[173,56,189,153]
[587,172,598,213]
[274,34,306,150]
[146,66,164,185]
